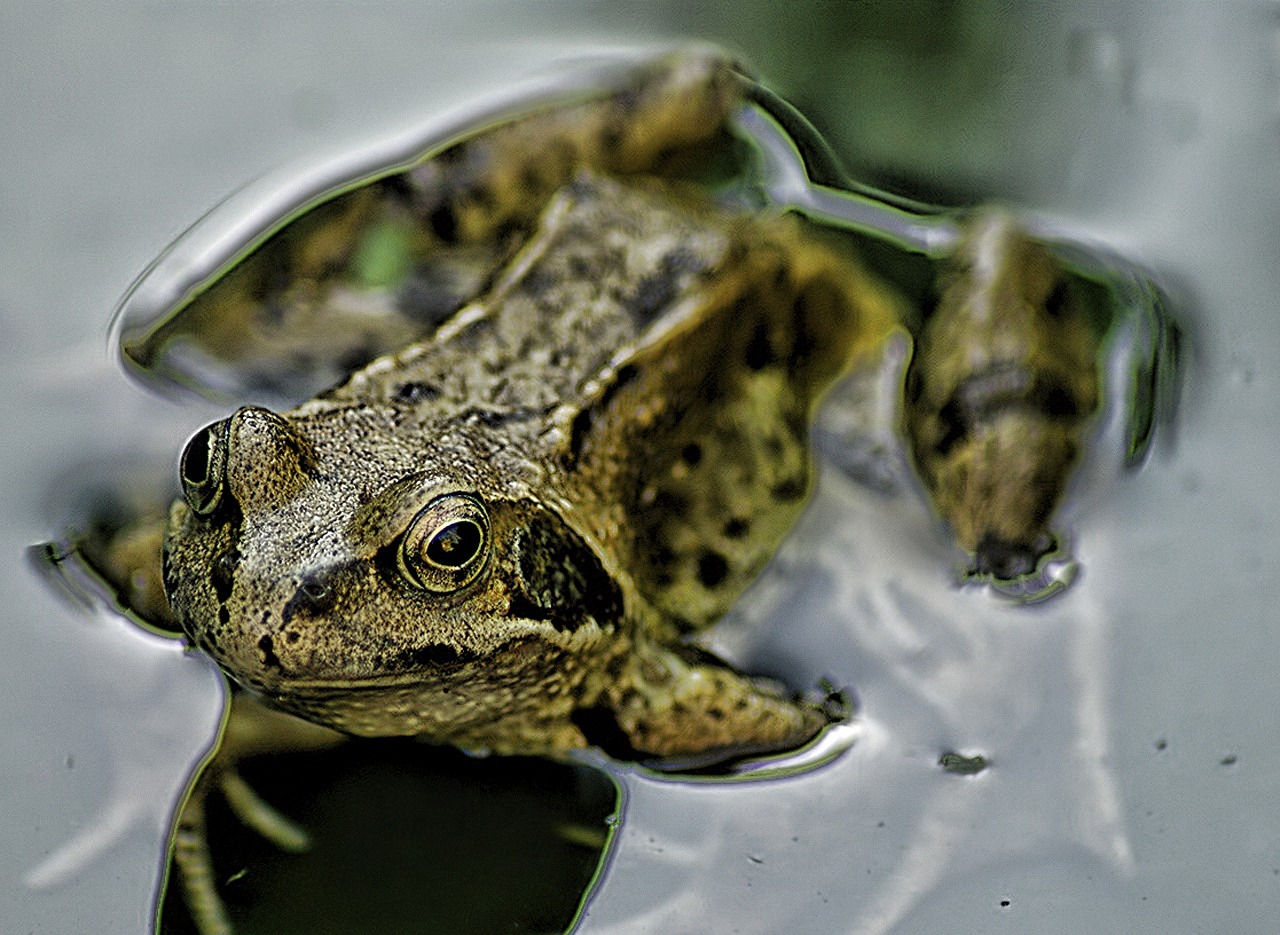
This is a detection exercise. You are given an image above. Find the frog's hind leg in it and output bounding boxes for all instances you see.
[124,49,753,402]
[565,209,908,636]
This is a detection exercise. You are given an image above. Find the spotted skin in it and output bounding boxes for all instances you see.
[903,211,1100,577]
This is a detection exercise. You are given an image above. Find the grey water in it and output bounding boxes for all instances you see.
[3,3,1278,934]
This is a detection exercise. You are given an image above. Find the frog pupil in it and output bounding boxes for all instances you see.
[426,521,481,568]
[182,430,211,485]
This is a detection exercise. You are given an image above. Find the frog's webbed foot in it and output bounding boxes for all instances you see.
[577,640,847,772]
[169,693,345,935]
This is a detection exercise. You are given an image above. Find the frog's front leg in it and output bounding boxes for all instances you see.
[574,636,845,769]
[172,693,346,935]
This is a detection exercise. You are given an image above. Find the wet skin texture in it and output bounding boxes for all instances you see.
[159,50,1097,766]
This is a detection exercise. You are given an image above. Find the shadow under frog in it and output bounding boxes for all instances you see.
[38,47,1176,935]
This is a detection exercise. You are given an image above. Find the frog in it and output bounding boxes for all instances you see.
[49,44,1174,935]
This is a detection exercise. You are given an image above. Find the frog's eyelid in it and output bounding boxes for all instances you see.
[345,473,440,552]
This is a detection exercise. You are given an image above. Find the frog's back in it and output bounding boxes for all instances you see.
[313,172,903,637]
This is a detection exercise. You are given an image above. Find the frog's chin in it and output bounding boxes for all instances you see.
[239,670,577,748]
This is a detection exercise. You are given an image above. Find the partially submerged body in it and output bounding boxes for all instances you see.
[49,46,1176,935]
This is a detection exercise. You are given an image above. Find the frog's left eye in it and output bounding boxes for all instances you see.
[180,421,227,516]
[398,493,490,593]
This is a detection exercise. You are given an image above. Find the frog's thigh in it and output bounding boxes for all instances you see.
[577,222,905,633]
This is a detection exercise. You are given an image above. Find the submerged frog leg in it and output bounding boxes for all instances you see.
[903,210,1100,580]
[171,694,346,935]
[126,49,751,398]
[561,209,906,635]
[47,500,344,934]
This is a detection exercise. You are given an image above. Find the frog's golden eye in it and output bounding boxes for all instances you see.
[398,493,490,593]
[179,421,227,516]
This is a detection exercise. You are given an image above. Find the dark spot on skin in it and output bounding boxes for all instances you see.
[492,218,522,245]
[467,184,495,212]
[520,264,556,297]
[1037,381,1081,419]
[1044,280,1071,319]
[565,364,639,465]
[519,163,543,192]
[624,248,704,324]
[696,550,729,589]
[571,705,645,761]
[392,643,475,669]
[212,549,238,603]
[626,271,676,323]
[393,381,442,405]
[790,278,842,371]
[598,125,623,156]
[723,517,750,539]
[650,489,689,517]
[285,631,299,644]
[933,399,967,457]
[743,314,776,370]
[698,370,727,405]
[771,476,808,503]
[649,545,677,569]
[375,172,415,203]
[681,442,702,466]
[217,606,230,626]
[427,204,458,243]
[600,363,638,409]
[258,635,282,670]
[565,407,595,466]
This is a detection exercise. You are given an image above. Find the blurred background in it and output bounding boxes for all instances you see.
[3,2,1278,933]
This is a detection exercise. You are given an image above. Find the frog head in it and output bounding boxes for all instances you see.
[163,404,629,753]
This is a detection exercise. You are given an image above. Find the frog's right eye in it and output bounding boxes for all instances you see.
[180,421,227,516]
